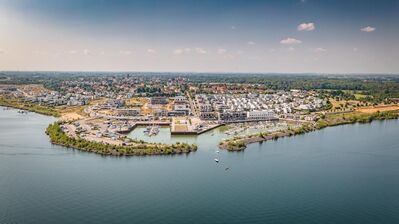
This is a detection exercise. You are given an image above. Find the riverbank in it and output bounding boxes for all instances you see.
[46,122,197,156]
[0,96,60,117]
[219,110,399,151]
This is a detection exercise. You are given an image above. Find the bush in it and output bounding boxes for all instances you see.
[46,122,197,156]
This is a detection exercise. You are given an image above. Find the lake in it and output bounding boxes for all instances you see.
[1,107,399,224]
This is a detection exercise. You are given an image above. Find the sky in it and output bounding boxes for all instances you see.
[0,0,398,74]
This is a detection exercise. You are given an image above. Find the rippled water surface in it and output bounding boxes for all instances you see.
[1,107,399,224]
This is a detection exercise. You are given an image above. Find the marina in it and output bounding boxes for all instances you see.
[2,107,399,224]
[145,125,160,136]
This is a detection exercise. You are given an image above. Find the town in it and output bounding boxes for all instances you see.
[1,73,399,153]
[0,74,331,151]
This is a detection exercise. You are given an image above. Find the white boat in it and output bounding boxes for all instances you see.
[148,125,160,136]
[144,126,151,133]
[214,158,219,163]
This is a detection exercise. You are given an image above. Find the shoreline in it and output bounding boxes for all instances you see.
[0,97,60,117]
[219,110,399,151]
[2,101,398,156]
[46,122,198,156]
[0,104,198,157]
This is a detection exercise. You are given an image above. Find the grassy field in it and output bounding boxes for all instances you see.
[56,106,87,121]
[328,98,361,112]
[353,93,367,100]
[0,95,60,117]
[125,97,147,107]
[316,109,399,129]
[356,104,399,113]
[327,97,399,113]
[88,98,108,105]
[341,90,368,99]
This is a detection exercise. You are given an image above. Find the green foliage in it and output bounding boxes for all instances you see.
[46,123,197,156]
[226,141,246,151]
[221,110,399,152]
[317,110,399,128]
[0,96,60,117]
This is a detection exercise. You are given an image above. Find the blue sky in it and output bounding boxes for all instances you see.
[0,0,398,73]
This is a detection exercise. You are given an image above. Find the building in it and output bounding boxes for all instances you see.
[199,112,218,120]
[246,110,276,121]
[0,86,17,94]
[98,99,125,109]
[153,108,167,117]
[150,97,168,105]
[167,110,187,117]
[219,111,247,122]
[199,103,213,112]
[114,108,141,116]
[174,96,187,102]
[173,102,190,115]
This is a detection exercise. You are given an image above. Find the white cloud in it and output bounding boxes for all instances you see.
[174,47,206,55]
[297,22,315,31]
[147,49,156,54]
[353,47,358,52]
[280,37,302,45]
[314,47,327,52]
[83,49,90,55]
[68,50,78,54]
[173,49,183,55]
[288,47,295,51]
[361,26,376,32]
[99,51,105,56]
[173,48,192,55]
[119,50,132,55]
[217,49,227,54]
[0,48,5,54]
[195,48,207,54]
[247,41,256,45]
[231,26,236,30]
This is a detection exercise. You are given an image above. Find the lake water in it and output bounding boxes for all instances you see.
[1,107,399,224]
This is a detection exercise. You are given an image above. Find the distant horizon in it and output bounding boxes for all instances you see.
[1,70,399,76]
[1,0,398,73]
